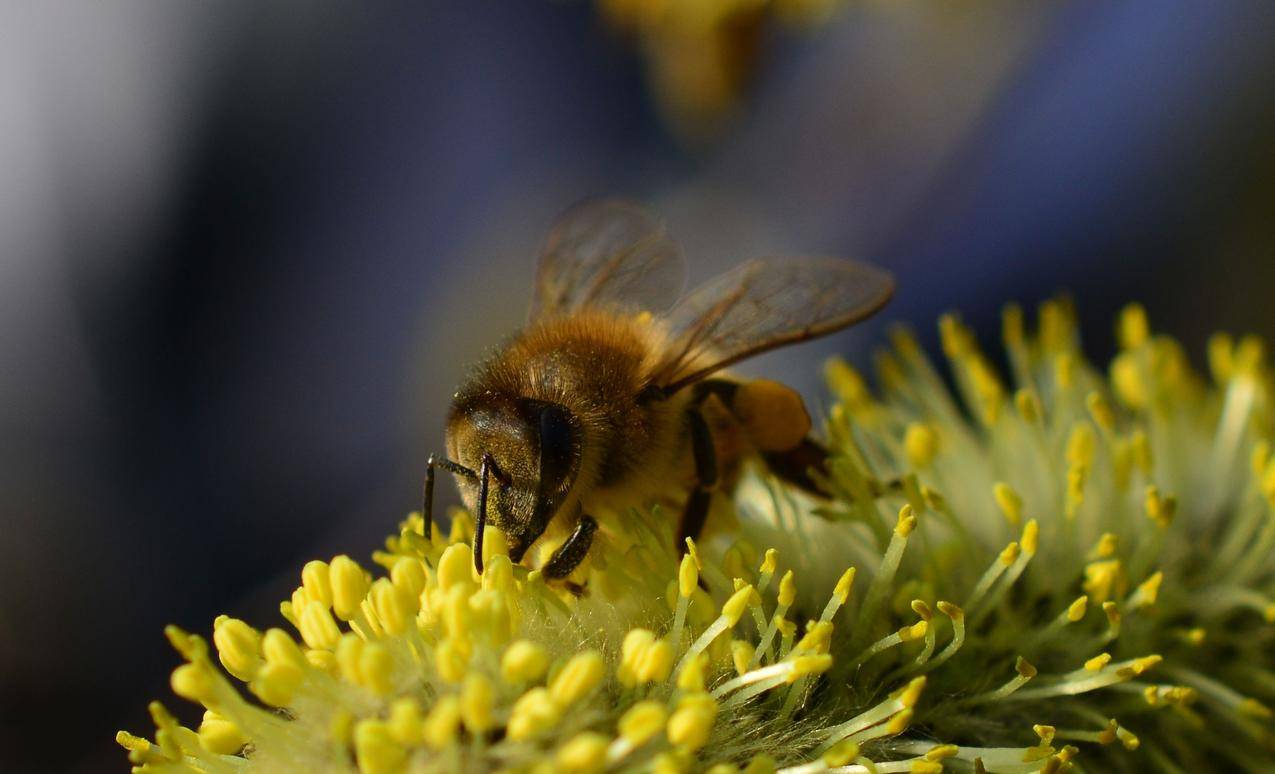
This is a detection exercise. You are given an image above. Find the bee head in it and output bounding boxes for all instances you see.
[445,395,583,562]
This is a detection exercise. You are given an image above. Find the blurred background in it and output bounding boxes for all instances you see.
[2,1,1274,770]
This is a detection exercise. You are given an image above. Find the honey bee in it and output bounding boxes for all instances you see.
[423,199,893,581]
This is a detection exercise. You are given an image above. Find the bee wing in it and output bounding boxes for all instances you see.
[529,199,686,320]
[649,257,894,394]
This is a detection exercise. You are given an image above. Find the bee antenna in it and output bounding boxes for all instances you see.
[437,458,478,480]
[474,453,496,574]
[474,508,486,575]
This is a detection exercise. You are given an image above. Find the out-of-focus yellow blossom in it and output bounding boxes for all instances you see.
[121,301,1275,772]
[597,0,844,141]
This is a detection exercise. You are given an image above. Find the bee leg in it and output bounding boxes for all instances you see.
[760,438,830,497]
[762,440,906,500]
[542,515,598,580]
[690,377,739,406]
[677,409,719,550]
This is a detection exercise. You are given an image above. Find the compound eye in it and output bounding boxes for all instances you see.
[537,403,577,494]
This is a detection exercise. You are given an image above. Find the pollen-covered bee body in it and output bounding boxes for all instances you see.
[424,199,894,581]
[445,309,694,563]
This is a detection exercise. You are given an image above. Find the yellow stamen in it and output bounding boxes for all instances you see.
[667,693,718,751]
[460,673,496,734]
[422,695,461,750]
[550,651,606,706]
[354,720,405,774]
[993,482,1023,526]
[904,423,939,468]
[212,616,261,682]
[502,639,550,685]
[618,700,667,746]
[329,555,370,621]
[557,732,609,774]
[1118,304,1150,349]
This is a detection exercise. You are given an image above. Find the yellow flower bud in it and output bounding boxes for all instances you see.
[260,628,306,668]
[298,600,341,651]
[1087,391,1116,431]
[777,571,796,607]
[1021,519,1040,556]
[482,554,515,593]
[250,661,303,708]
[731,640,754,676]
[301,559,333,607]
[305,649,337,675]
[667,693,718,751]
[481,524,509,569]
[679,554,699,598]
[329,555,370,621]
[212,616,262,681]
[796,621,833,653]
[993,482,1023,526]
[556,732,609,774]
[502,639,550,684]
[507,687,561,741]
[789,654,832,681]
[550,651,605,706]
[619,700,667,746]
[1015,388,1042,423]
[636,638,674,684]
[898,621,928,642]
[619,628,656,687]
[1118,303,1150,349]
[721,584,755,627]
[1111,354,1146,409]
[435,638,469,684]
[833,567,856,605]
[759,548,778,576]
[1068,595,1089,622]
[170,663,216,707]
[371,577,415,636]
[360,642,395,696]
[655,751,690,774]
[437,543,475,590]
[822,739,860,767]
[354,720,405,774]
[1086,653,1112,671]
[885,708,913,734]
[677,653,707,692]
[467,588,513,645]
[904,423,939,468]
[387,697,423,746]
[335,633,364,684]
[895,504,917,537]
[897,676,926,707]
[1066,423,1096,469]
[684,537,703,570]
[461,673,496,734]
[422,695,461,750]
[441,584,471,640]
[390,556,428,598]
[197,711,245,755]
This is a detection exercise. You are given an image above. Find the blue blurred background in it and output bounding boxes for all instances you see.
[2,2,1273,770]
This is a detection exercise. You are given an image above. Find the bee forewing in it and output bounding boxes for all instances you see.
[650,257,894,393]
[529,199,687,321]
